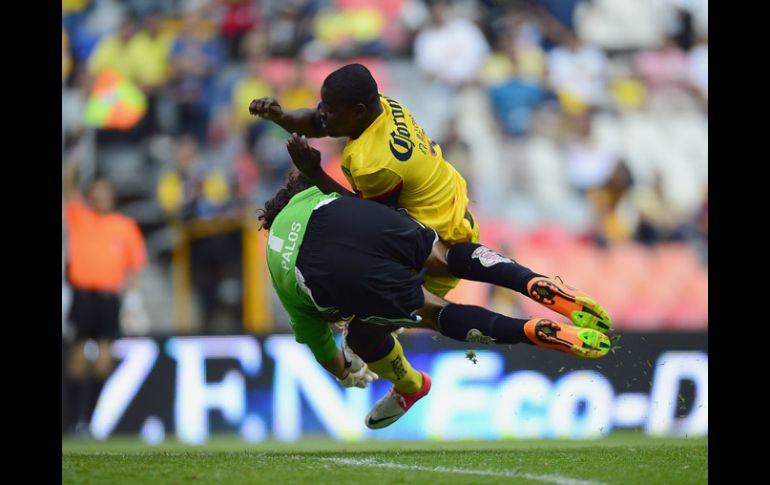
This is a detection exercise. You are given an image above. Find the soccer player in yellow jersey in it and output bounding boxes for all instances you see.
[250,64,612,403]
[249,64,477,297]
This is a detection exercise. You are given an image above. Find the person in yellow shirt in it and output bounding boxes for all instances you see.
[87,17,139,80]
[129,10,175,137]
[129,10,175,92]
[277,59,316,111]
[249,64,612,390]
[231,55,273,131]
[63,28,73,82]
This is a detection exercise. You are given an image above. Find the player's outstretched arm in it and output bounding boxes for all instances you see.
[286,133,356,197]
[248,97,328,138]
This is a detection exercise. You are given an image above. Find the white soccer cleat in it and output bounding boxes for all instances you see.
[365,372,432,429]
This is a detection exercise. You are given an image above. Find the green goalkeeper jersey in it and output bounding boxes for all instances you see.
[266,186,342,362]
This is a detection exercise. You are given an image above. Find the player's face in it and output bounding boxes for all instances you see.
[318,87,357,137]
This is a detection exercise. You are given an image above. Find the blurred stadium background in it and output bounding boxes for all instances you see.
[61,0,707,445]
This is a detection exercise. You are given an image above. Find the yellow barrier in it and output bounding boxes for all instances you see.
[171,212,272,334]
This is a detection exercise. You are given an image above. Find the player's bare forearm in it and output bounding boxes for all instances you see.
[274,109,328,138]
[286,133,355,197]
[319,348,349,380]
[249,97,328,138]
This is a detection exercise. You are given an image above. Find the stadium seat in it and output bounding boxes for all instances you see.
[664,267,708,330]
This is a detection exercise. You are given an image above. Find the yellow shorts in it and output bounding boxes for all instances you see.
[423,210,481,298]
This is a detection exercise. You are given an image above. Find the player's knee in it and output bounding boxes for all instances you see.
[415,287,448,330]
[424,240,451,277]
[346,320,395,357]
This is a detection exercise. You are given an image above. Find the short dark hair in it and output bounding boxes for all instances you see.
[257,171,313,230]
[322,63,379,108]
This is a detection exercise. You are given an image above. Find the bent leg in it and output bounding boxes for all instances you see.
[346,319,424,394]
[426,241,612,331]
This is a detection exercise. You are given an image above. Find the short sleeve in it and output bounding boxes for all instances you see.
[64,195,89,228]
[351,168,404,202]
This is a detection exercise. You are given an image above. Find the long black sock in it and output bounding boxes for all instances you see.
[86,378,106,423]
[446,243,543,295]
[437,303,534,345]
[66,378,83,429]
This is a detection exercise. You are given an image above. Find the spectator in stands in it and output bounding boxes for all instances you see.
[63,28,73,83]
[265,1,318,57]
[413,0,491,88]
[586,160,636,246]
[156,135,241,333]
[276,58,315,111]
[87,14,162,141]
[693,188,707,263]
[130,8,176,136]
[312,6,387,58]
[87,15,139,81]
[232,131,262,206]
[635,35,691,93]
[688,35,708,108]
[169,8,224,143]
[62,0,96,60]
[486,40,551,137]
[216,0,261,61]
[157,135,235,220]
[563,111,618,192]
[633,172,689,245]
[231,53,273,134]
[547,33,608,112]
[437,117,474,200]
[62,153,147,437]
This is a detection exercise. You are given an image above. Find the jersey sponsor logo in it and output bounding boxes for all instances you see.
[367,414,401,427]
[390,355,407,379]
[280,222,302,270]
[385,97,414,161]
[465,328,496,344]
[471,246,515,268]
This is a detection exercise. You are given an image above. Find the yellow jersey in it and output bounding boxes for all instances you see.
[341,94,473,244]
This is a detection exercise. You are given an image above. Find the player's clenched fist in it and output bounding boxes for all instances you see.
[249,97,283,120]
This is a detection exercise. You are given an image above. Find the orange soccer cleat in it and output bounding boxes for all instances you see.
[523,318,611,359]
[527,276,613,332]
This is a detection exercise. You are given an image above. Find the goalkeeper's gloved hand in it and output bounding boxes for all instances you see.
[337,363,378,388]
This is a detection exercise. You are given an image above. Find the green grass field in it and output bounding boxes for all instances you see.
[62,432,707,484]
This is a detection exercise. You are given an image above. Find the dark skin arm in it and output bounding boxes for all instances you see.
[286,133,355,197]
[249,97,328,138]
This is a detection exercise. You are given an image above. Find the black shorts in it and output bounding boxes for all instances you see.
[68,289,121,340]
[296,197,437,327]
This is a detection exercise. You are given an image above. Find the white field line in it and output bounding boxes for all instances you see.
[319,457,607,485]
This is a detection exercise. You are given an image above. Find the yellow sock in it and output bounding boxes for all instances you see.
[365,336,423,394]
